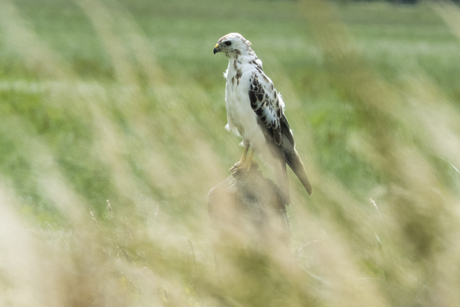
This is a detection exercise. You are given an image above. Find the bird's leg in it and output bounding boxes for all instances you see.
[240,146,249,163]
[230,145,249,173]
[244,148,254,171]
[230,146,257,173]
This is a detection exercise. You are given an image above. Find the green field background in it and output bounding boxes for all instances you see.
[1,0,460,306]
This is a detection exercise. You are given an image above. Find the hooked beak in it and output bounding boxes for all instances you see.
[213,43,220,54]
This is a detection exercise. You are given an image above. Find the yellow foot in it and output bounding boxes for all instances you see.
[229,159,258,174]
[230,147,257,174]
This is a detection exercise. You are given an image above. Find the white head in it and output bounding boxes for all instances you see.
[213,33,253,58]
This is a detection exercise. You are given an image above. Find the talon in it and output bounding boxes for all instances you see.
[229,148,257,174]
[229,160,246,174]
[229,161,242,173]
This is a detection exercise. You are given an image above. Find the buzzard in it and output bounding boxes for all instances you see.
[214,33,312,202]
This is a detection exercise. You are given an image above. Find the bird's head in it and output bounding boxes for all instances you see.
[213,33,252,57]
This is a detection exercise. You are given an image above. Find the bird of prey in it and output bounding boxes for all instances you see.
[213,33,312,201]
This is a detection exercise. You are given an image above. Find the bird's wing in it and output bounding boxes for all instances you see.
[248,71,312,195]
[248,71,283,148]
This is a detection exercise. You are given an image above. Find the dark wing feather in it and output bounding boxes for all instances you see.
[249,71,312,196]
[248,72,282,148]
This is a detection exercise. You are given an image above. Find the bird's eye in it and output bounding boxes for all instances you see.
[224,41,232,46]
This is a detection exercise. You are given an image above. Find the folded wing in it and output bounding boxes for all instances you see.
[248,71,312,196]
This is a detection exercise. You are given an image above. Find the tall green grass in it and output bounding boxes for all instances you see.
[1,0,460,306]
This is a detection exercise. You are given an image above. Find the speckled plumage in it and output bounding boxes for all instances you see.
[214,33,312,200]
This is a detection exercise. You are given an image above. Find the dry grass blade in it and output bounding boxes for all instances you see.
[1,0,460,306]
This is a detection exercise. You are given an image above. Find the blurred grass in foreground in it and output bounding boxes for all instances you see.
[1,0,460,306]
